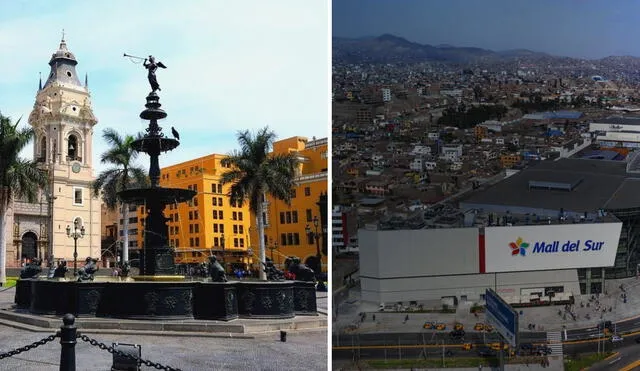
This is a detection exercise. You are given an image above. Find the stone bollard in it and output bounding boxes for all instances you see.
[280,330,287,342]
[59,313,77,371]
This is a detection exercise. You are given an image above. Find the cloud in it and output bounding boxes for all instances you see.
[1,0,329,173]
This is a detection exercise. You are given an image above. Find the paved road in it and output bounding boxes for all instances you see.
[586,341,640,371]
[332,331,547,360]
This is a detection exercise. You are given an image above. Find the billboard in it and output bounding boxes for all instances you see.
[485,288,518,347]
[484,223,622,273]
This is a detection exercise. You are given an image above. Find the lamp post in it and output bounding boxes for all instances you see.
[268,238,279,265]
[306,216,326,291]
[306,217,322,274]
[66,219,85,276]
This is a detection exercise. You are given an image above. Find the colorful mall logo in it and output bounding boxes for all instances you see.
[509,237,529,256]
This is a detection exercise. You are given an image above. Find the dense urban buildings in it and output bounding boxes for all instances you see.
[332,34,640,305]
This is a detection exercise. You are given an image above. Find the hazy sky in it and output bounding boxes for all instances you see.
[1,0,329,173]
[333,0,640,59]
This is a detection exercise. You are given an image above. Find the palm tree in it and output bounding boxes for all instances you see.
[221,127,299,280]
[92,128,147,264]
[0,113,48,285]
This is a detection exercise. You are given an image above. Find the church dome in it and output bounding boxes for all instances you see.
[43,37,83,89]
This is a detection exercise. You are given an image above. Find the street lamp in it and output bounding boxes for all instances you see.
[268,238,279,265]
[306,216,326,291]
[305,216,322,274]
[66,218,85,276]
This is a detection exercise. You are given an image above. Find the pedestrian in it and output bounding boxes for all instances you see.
[372,314,376,321]
[405,314,409,322]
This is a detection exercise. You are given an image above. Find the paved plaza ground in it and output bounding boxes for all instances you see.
[335,275,640,335]
[0,286,328,370]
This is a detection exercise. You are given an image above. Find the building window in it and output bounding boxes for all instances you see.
[189,224,193,233]
[212,210,217,219]
[234,238,239,248]
[238,212,243,221]
[233,225,238,234]
[293,233,300,245]
[280,212,285,224]
[218,197,223,206]
[175,226,179,234]
[213,224,218,233]
[307,233,314,244]
[306,209,312,222]
[218,210,223,219]
[194,224,199,233]
[193,197,198,206]
[304,187,311,196]
[129,217,138,224]
[292,211,298,223]
[239,238,245,247]
[286,212,292,224]
[189,211,193,220]
[287,233,294,246]
[175,239,179,247]
[219,224,224,233]
[214,237,219,247]
[195,237,200,247]
[281,233,287,246]
[232,212,237,220]
[211,183,217,193]
[218,184,223,193]
[291,189,296,198]
[239,225,244,234]
[194,211,199,219]
[73,187,83,205]
[190,238,194,247]
[212,197,217,206]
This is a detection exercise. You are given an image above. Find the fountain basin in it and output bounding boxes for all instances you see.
[15,279,316,321]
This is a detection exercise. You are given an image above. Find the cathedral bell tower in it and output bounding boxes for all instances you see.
[27,36,101,264]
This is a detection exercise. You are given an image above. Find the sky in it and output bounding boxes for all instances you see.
[333,0,640,59]
[0,0,329,173]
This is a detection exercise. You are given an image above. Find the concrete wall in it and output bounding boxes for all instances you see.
[359,228,479,279]
[362,269,580,304]
[359,227,581,304]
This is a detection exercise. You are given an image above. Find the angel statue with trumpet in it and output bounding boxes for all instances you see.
[124,53,167,93]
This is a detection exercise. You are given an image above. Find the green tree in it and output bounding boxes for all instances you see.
[0,113,48,284]
[91,129,147,263]
[220,127,299,280]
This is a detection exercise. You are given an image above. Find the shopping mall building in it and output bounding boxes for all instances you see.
[359,158,640,305]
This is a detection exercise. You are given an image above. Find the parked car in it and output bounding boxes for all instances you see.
[611,335,624,343]
[477,347,497,357]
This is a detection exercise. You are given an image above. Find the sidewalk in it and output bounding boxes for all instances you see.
[335,276,640,335]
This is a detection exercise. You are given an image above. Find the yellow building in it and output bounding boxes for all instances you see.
[500,153,522,169]
[155,155,253,272]
[252,136,328,272]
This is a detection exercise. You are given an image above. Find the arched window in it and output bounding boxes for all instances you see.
[68,135,78,160]
[39,137,46,162]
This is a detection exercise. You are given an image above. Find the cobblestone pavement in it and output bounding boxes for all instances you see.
[0,323,328,370]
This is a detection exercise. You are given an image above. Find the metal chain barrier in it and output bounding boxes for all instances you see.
[0,334,58,360]
[77,334,182,371]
